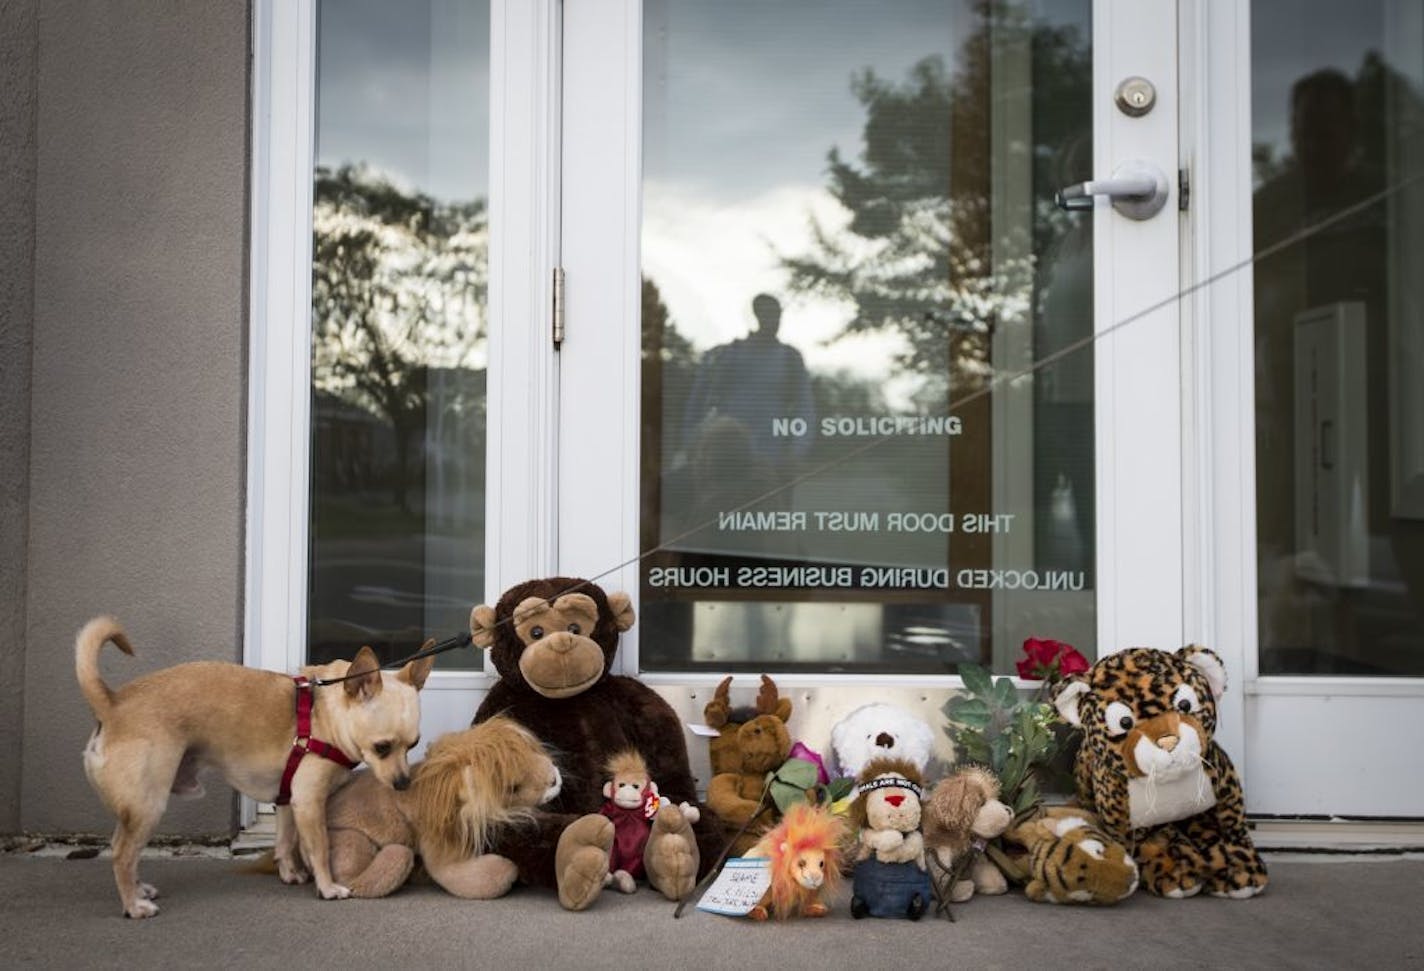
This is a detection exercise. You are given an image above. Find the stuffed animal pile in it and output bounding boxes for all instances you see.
[444,583,1263,917]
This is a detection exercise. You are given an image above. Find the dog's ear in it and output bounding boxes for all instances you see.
[470,605,498,648]
[344,646,383,700]
[399,642,436,691]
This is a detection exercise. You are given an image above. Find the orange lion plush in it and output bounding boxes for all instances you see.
[744,802,847,920]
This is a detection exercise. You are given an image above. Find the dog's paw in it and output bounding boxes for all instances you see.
[125,898,160,919]
[318,882,352,900]
[277,857,310,885]
[137,881,159,900]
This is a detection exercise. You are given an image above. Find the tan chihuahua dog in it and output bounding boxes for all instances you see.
[76,616,434,918]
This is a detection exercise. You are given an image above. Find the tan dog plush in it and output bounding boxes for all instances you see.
[1006,806,1139,905]
[325,716,563,898]
[921,766,1014,903]
[705,675,793,854]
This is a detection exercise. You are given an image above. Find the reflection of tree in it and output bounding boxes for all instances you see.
[784,5,1090,397]
[311,164,487,509]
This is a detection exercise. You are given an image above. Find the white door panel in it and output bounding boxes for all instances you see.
[1194,0,1424,816]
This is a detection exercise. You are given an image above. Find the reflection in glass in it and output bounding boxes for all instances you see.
[307,0,490,668]
[1253,0,1424,675]
[640,0,1094,673]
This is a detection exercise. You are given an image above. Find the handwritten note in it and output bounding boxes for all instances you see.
[695,857,772,917]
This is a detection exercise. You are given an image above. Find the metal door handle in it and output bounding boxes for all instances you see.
[1055,160,1170,220]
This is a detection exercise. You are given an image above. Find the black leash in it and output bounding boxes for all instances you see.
[926,838,984,922]
[308,630,474,686]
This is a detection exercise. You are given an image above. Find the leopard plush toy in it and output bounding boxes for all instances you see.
[1053,645,1267,899]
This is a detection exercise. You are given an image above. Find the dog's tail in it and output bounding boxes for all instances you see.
[236,849,279,875]
[75,615,134,720]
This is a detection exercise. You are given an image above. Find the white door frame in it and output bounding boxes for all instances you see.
[1187,1,1424,816]
[557,0,644,676]
[244,0,562,824]
[1092,0,1184,657]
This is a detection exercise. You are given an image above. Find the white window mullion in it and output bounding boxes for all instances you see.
[486,0,563,628]
[245,0,316,682]
[243,0,317,827]
[557,0,643,674]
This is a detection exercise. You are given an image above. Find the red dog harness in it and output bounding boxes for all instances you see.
[275,676,359,806]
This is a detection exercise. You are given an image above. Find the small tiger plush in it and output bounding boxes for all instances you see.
[1007,807,1137,905]
[1054,646,1268,899]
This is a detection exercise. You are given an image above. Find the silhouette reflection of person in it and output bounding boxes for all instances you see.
[679,295,815,548]
[683,295,814,467]
[653,294,816,662]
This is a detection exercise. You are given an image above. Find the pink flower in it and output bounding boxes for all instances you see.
[1017,637,1088,681]
[787,741,830,785]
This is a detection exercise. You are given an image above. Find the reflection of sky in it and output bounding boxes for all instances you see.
[316,0,490,203]
[643,0,965,399]
[643,0,1089,403]
[644,0,969,200]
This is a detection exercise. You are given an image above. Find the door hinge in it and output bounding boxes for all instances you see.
[1178,168,1190,211]
[552,266,566,348]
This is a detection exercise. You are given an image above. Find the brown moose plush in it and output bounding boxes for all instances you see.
[470,577,723,910]
[704,676,793,855]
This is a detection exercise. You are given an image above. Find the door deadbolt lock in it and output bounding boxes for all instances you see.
[1115,76,1156,117]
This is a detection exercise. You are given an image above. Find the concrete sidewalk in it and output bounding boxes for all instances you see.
[1,852,1421,969]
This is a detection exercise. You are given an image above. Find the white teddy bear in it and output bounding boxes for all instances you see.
[830,703,936,779]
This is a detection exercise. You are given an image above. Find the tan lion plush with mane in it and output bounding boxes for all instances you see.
[324,715,562,897]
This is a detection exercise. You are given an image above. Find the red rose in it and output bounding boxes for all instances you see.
[1057,646,1090,677]
[1017,637,1087,681]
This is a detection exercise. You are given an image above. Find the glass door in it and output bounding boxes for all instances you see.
[560,0,1185,684]
[247,0,560,774]
[1202,0,1424,817]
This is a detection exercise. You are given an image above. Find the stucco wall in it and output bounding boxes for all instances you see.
[1,0,40,835]
[21,0,250,836]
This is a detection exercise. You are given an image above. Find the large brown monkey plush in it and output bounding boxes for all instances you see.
[470,577,723,910]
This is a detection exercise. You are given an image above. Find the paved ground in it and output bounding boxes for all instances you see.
[1,852,1421,969]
